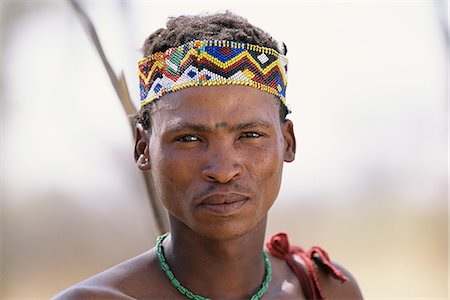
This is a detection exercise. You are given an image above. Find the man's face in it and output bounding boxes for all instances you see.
[139,85,295,240]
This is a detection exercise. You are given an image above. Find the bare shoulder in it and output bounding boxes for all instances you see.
[52,285,134,300]
[317,261,363,300]
[52,249,170,299]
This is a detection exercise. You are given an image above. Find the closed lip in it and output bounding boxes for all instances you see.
[198,193,249,206]
[197,193,250,215]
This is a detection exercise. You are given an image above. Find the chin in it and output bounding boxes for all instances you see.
[191,215,266,241]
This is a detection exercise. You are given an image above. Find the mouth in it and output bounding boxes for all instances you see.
[197,193,249,216]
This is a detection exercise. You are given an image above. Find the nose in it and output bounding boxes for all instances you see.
[201,146,243,183]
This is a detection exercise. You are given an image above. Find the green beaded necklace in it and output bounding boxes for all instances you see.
[156,232,272,300]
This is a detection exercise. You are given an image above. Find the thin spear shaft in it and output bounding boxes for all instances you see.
[68,0,169,235]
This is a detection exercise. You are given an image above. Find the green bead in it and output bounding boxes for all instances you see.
[167,270,174,280]
[171,278,180,287]
[177,284,187,294]
[185,290,195,298]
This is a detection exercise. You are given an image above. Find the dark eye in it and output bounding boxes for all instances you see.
[176,135,200,143]
[240,132,262,139]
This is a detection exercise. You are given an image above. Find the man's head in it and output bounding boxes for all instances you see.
[134,12,296,240]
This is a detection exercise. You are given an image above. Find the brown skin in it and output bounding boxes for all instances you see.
[54,85,363,299]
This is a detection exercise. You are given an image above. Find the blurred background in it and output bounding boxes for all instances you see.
[0,0,448,299]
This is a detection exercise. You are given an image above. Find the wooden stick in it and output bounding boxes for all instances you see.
[68,0,169,235]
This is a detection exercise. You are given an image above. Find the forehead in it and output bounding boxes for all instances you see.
[150,85,280,128]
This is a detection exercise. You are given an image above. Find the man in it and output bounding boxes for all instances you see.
[55,12,363,299]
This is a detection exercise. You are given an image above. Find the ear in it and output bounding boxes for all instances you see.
[134,123,151,170]
[281,119,296,162]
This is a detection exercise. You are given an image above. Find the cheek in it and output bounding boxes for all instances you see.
[252,139,284,172]
[150,149,197,210]
[247,144,284,194]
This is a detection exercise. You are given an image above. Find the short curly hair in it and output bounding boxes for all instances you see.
[136,11,289,130]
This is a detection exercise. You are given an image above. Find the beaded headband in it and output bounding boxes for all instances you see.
[138,39,288,107]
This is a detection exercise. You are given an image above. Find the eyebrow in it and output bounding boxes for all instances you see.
[166,120,273,133]
[167,122,210,133]
[229,121,272,131]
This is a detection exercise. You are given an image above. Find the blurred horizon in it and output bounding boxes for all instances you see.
[1,0,448,299]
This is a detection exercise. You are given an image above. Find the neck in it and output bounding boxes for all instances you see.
[163,215,268,299]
